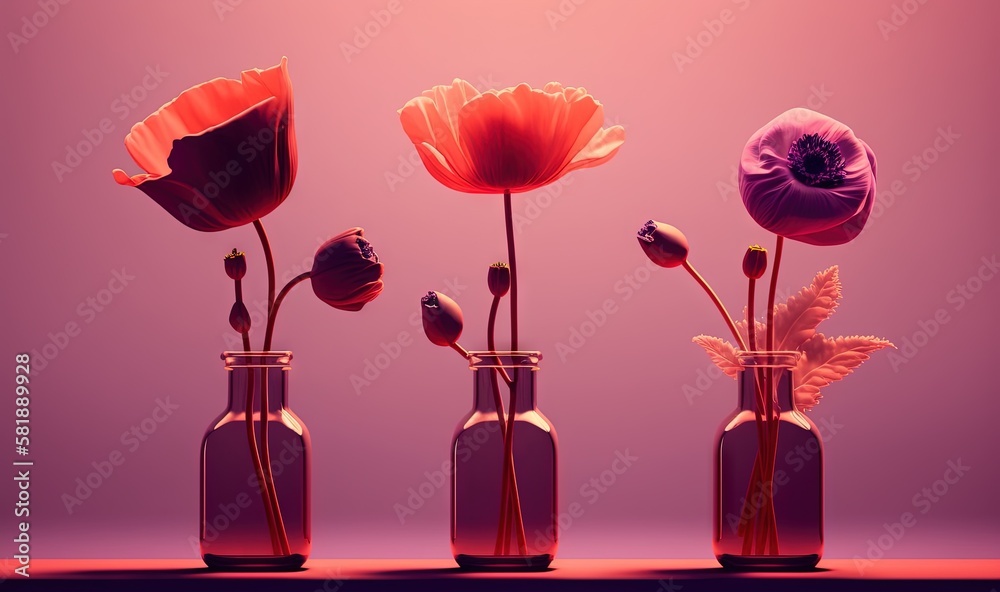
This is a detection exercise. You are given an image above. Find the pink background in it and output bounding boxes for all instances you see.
[1,0,997,561]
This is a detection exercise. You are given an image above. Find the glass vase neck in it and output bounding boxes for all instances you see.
[222,351,292,413]
[468,351,541,412]
[737,351,800,412]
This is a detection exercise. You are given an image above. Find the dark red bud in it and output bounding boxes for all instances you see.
[487,262,510,297]
[421,291,463,346]
[742,245,768,280]
[637,220,689,268]
[224,249,247,280]
[229,301,251,334]
[310,228,385,312]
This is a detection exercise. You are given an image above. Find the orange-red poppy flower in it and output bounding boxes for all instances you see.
[112,58,296,232]
[399,80,624,194]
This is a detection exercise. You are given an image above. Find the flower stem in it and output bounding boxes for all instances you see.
[503,190,518,351]
[263,272,312,352]
[487,298,513,388]
[682,261,748,351]
[241,337,281,554]
[258,269,310,558]
[762,235,785,554]
[236,276,282,554]
[449,342,470,359]
[501,378,527,555]
[253,220,276,314]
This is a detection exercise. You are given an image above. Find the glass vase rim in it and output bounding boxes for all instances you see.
[221,351,293,368]
[467,350,542,370]
[736,350,801,368]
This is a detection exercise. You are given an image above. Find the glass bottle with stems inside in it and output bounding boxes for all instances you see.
[201,351,311,568]
[713,351,823,569]
[451,351,558,569]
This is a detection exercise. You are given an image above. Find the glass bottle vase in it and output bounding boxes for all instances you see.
[451,351,558,569]
[713,351,823,569]
[201,351,311,569]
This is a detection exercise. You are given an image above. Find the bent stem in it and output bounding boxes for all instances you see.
[682,260,748,351]
[263,272,312,351]
[253,220,276,313]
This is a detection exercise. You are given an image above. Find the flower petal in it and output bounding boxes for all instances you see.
[740,108,875,239]
[399,79,481,187]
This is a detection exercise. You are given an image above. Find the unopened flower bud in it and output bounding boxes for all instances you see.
[742,245,768,280]
[310,228,385,312]
[229,301,252,334]
[637,220,689,268]
[487,262,510,297]
[421,291,463,346]
[224,249,247,280]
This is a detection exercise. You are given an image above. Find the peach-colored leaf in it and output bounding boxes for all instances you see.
[692,335,741,379]
[735,308,767,349]
[794,333,895,411]
[770,266,842,352]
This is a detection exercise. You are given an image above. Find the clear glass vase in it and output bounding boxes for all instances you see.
[201,352,311,569]
[713,351,823,569]
[451,351,558,570]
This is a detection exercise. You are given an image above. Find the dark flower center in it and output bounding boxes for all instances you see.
[357,238,379,262]
[787,133,846,188]
[421,291,439,308]
[637,220,656,242]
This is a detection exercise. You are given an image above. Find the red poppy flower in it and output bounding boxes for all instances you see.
[739,108,876,246]
[112,58,296,232]
[310,228,384,312]
[399,80,624,194]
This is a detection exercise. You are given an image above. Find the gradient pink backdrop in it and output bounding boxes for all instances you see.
[1,0,997,561]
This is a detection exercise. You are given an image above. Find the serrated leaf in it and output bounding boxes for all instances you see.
[692,335,740,379]
[793,334,895,410]
[770,266,842,352]
[735,308,767,350]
